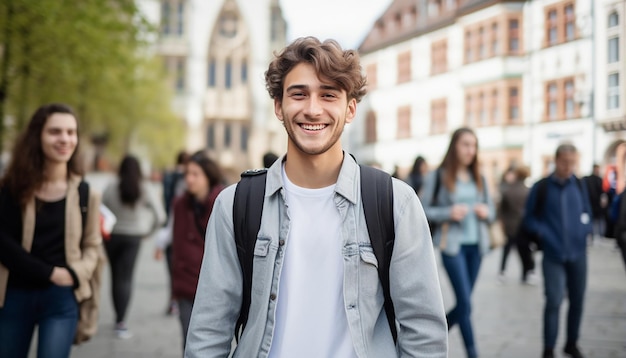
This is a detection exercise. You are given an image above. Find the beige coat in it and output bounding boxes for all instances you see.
[0,174,103,306]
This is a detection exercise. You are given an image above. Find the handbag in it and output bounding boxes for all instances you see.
[489,220,506,249]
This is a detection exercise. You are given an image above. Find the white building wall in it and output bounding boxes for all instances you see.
[352,0,599,180]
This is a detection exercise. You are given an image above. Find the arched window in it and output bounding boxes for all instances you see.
[225,59,232,89]
[609,12,619,27]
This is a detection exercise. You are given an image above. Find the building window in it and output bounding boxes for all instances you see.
[465,31,473,62]
[270,7,282,41]
[161,0,184,36]
[466,95,473,126]
[609,12,619,28]
[175,58,185,92]
[397,106,411,139]
[431,99,447,134]
[608,73,620,110]
[478,27,486,59]
[224,123,232,148]
[241,60,248,84]
[508,19,520,54]
[177,2,184,35]
[509,87,519,122]
[491,90,500,124]
[207,123,215,149]
[547,10,558,45]
[609,37,620,63]
[161,2,171,35]
[564,4,575,41]
[208,58,216,87]
[547,82,558,120]
[491,23,499,55]
[431,39,448,75]
[240,126,249,151]
[564,79,575,117]
[479,92,487,125]
[544,77,575,120]
[397,51,411,83]
[366,64,377,90]
[365,111,377,143]
[225,59,232,89]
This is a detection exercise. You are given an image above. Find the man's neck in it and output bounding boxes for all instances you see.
[284,147,344,189]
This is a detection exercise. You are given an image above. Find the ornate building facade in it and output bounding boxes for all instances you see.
[141,0,287,181]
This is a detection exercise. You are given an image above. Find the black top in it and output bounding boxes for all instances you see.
[0,187,74,290]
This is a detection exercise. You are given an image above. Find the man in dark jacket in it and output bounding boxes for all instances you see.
[522,143,592,358]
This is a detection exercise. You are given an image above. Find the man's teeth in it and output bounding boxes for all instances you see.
[301,124,326,131]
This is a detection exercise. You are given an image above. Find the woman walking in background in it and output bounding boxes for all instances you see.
[421,127,495,358]
[406,155,428,195]
[0,103,102,357]
[102,155,165,339]
[497,166,536,284]
[155,151,224,350]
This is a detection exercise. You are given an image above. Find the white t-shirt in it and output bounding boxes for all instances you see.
[268,167,357,358]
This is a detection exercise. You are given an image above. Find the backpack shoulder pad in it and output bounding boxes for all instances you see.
[241,168,268,177]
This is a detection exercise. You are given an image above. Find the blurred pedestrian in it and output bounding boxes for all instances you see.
[185,37,447,357]
[102,155,166,339]
[521,143,592,358]
[0,103,102,357]
[406,155,428,195]
[583,164,606,241]
[155,150,225,351]
[497,165,536,284]
[263,151,279,168]
[160,150,189,316]
[421,127,496,358]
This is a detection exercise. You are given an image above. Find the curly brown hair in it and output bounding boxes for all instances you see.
[0,103,83,206]
[265,37,367,103]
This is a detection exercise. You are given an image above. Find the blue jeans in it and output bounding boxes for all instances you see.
[442,244,481,358]
[542,255,587,349]
[0,285,78,358]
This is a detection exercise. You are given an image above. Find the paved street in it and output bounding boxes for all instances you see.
[64,236,626,358]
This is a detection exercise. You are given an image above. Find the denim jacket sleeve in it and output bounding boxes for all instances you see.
[185,185,241,358]
[391,180,448,357]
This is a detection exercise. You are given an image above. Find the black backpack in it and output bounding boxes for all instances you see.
[232,165,397,342]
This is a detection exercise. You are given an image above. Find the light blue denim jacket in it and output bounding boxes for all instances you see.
[185,154,448,358]
[420,169,496,256]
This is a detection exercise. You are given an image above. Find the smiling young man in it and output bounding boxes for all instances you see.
[184,37,447,358]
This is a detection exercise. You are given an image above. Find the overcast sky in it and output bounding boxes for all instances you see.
[279,0,393,49]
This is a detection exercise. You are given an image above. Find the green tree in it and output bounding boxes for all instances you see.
[0,0,183,167]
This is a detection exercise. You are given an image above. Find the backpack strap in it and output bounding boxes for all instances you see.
[359,164,397,343]
[233,169,267,340]
[78,181,89,235]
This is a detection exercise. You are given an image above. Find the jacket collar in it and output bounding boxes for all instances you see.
[265,152,359,205]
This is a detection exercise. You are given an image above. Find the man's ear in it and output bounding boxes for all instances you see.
[274,99,283,121]
[345,98,357,124]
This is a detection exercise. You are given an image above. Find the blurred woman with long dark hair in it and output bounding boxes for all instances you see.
[421,127,495,358]
[0,103,102,357]
[102,155,165,339]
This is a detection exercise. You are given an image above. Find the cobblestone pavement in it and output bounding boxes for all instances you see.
[64,237,626,358]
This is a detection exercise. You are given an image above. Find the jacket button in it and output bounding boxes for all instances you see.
[269,293,277,301]
[279,239,285,246]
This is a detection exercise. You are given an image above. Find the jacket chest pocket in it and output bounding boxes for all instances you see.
[358,245,381,296]
[251,237,273,295]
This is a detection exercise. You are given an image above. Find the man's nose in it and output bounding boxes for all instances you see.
[304,97,323,117]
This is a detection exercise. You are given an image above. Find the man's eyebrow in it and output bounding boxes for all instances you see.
[320,84,341,92]
[286,84,308,92]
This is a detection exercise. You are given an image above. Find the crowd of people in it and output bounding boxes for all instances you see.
[0,36,624,358]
